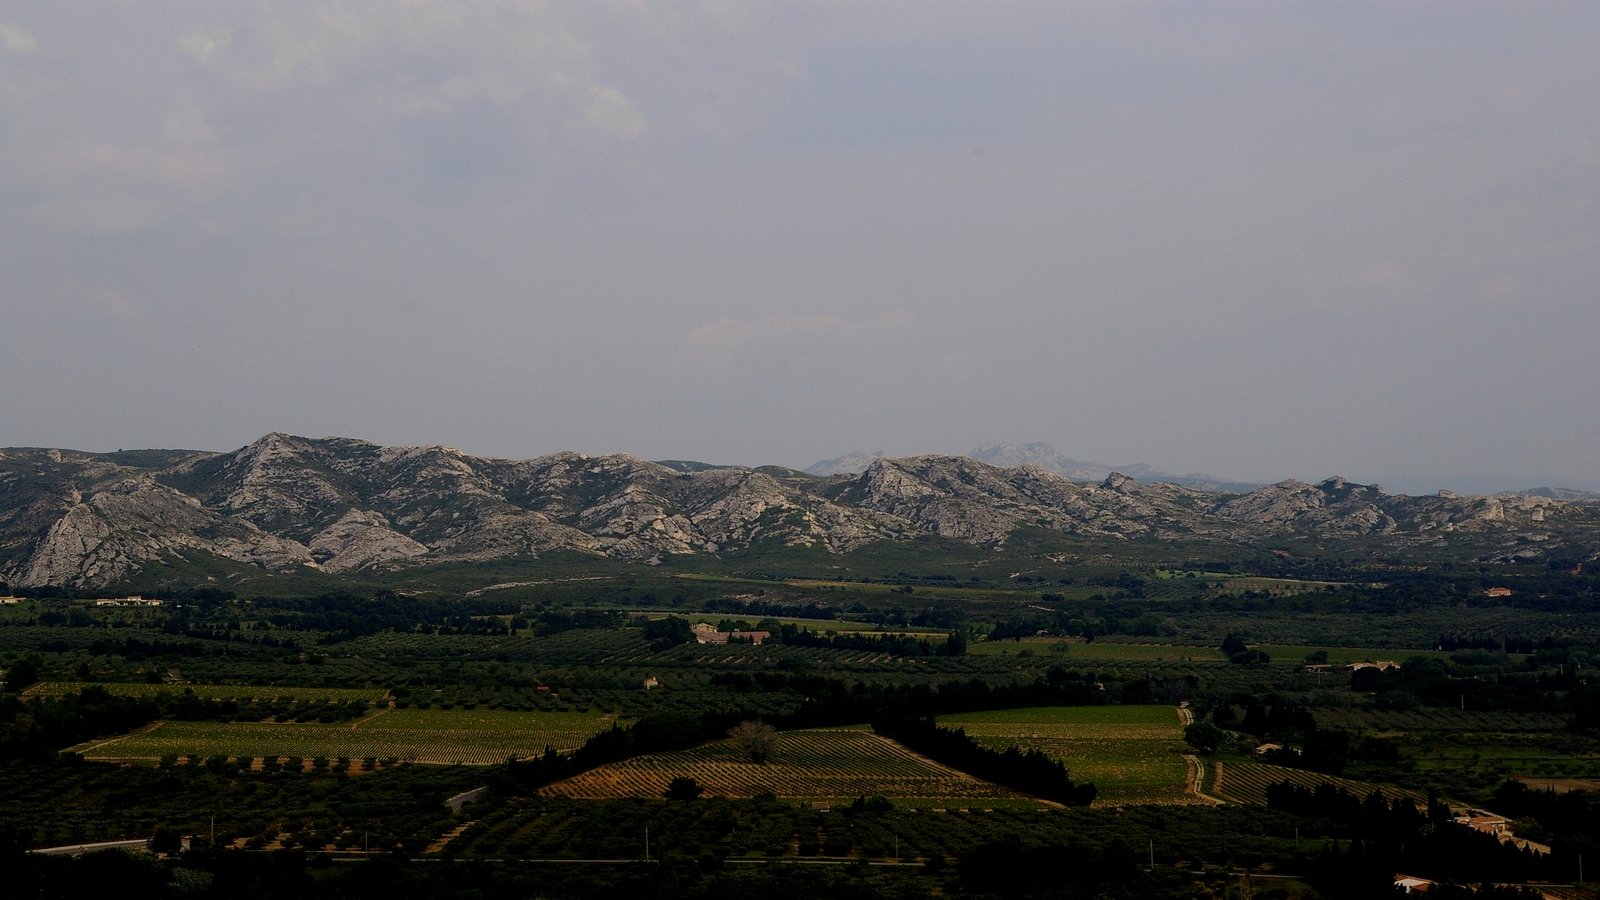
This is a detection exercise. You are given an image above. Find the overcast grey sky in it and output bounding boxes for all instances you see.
[3,2,1597,485]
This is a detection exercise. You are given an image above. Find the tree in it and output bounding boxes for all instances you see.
[1184,721,1226,755]
[664,776,703,801]
[641,616,693,651]
[727,720,777,764]
[3,656,39,693]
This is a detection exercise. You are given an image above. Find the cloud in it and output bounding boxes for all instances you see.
[582,84,646,140]
[0,22,36,55]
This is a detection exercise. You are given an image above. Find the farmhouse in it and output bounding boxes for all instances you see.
[1340,660,1400,673]
[1394,872,1433,893]
[1451,810,1552,856]
[690,622,771,645]
[1484,586,1513,598]
[0,596,24,605]
[93,595,162,607]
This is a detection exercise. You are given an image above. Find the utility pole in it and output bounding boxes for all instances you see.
[645,825,650,862]
[1148,838,1154,871]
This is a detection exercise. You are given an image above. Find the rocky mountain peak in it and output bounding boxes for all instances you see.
[4,435,1597,587]
[1101,472,1137,492]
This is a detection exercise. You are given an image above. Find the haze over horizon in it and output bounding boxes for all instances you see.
[4,4,1598,487]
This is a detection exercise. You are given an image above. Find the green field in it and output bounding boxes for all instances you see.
[73,707,622,765]
[540,727,1043,807]
[938,706,1195,806]
[26,681,388,703]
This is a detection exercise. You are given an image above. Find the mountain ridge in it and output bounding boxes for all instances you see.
[3,434,1596,588]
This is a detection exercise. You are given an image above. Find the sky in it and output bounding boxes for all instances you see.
[2,2,1598,487]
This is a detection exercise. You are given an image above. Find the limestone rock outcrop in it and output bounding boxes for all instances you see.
[2,435,1596,588]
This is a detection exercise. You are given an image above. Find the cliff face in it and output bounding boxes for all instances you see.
[1,436,1594,587]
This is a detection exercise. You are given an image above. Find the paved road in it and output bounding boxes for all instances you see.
[445,786,488,811]
[28,838,148,857]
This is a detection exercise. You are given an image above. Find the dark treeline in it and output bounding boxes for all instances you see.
[872,716,1095,805]
[1350,657,1589,718]
[707,667,1106,724]
[1436,631,1584,653]
[0,685,373,762]
[773,623,965,657]
[634,616,966,657]
[1267,780,1558,887]
[84,636,214,659]
[504,668,1111,795]
[1204,700,1404,775]
[160,627,301,650]
[159,693,369,724]
[1265,780,1433,836]
[522,608,625,636]
[694,596,837,620]
[254,592,522,642]
[1490,780,1600,855]
[500,712,734,793]
[1309,836,1549,899]
[0,686,158,762]
[1307,825,1555,890]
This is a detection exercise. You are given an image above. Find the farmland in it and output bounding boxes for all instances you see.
[1211,759,1424,807]
[74,707,621,765]
[539,727,1042,807]
[6,548,1600,897]
[938,705,1195,806]
[968,638,1221,661]
[1313,706,1571,734]
[24,681,387,703]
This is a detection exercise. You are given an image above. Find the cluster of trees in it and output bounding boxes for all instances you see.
[1435,631,1585,654]
[1265,780,1435,835]
[1490,780,1600,849]
[1195,700,1399,774]
[1220,633,1270,666]
[0,686,158,761]
[771,624,966,657]
[635,616,967,657]
[501,711,752,793]
[1351,655,1589,718]
[159,694,369,725]
[1263,779,1565,888]
[707,667,1108,726]
[871,717,1095,806]
[502,668,1119,795]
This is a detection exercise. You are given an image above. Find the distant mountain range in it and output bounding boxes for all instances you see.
[805,442,1600,499]
[3,434,1598,588]
[964,442,1263,493]
[724,442,1256,491]
[807,442,1259,492]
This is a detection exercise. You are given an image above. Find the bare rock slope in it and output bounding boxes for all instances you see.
[2,435,1594,587]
